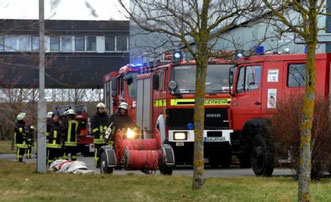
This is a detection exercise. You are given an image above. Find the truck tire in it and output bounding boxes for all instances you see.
[100,152,113,174]
[160,166,173,175]
[238,154,251,168]
[250,135,274,176]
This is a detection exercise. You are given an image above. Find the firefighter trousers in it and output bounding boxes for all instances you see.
[47,147,63,165]
[94,143,106,167]
[26,146,32,159]
[16,147,26,162]
[63,146,77,161]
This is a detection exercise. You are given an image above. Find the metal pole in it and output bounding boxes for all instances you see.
[37,0,46,173]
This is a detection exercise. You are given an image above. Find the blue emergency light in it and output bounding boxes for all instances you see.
[254,46,264,55]
[173,50,183,60]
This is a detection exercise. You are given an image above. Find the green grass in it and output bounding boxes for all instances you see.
[0,160,330,201]
[0,140,15,154]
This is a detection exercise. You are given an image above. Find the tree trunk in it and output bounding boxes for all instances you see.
[298,40,317,202]
[192,58,208,190]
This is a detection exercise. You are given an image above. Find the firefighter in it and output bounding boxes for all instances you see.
[91,102,110,167]
[26,125,34,159]
[47,111,53,123]
[108,102,138,142]
[15,112,28,162]
[46,113,63,165]
[62,109,79,161]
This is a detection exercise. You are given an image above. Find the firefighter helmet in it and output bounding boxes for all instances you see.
[97,102,106,109]
[47,111,53,119]
[67,109,75,115]
[119,102,128,110]
[17,112,26,121]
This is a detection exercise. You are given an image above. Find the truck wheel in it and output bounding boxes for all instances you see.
[250,135,274,176]
[238,154,251,168]
[100,152,113,174]
[160,166,173,175]
[220,150,232,168]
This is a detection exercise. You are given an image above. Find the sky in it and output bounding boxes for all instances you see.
[0,0,129,20]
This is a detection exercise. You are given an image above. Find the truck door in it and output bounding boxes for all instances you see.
[231,65,263,130]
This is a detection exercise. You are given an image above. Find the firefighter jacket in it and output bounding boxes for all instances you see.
[62,118,79,147]
[91,112,110,144]
[46,121,62,149]
[108,112,137,141]
[26,126,34,147]
[15,120,28,149]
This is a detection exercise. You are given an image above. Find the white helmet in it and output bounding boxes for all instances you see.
[47,111,53,119]
[67,109,75,115]
[97,102,106,108]
[119,102,128,110]
[17,112,26,121]
[30,126,35,130]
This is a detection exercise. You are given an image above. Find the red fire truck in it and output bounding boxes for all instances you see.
[55,104,93,156]
[103,65,141,117]
[229,53,331,176]
[105,60,234,167]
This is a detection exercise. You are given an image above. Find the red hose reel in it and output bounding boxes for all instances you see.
[114,128,174,171]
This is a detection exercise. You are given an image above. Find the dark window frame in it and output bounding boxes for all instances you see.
[50,36,60,52]
[75,36,85,52]
[105,35,116,52]
[86,36,96,52]
[287,63,306,88]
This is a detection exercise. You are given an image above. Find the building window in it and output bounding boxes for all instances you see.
[61,36,72,52]
[288,64,305,87]
[75,36,85,51]
[5,35,17,51]
[0,35,4,51]
[18,35,31,51]
[116,35,128,51]
[32,36,39,51]
[105,36,115,51]
[50,36,60,51]
[86,36,96,51]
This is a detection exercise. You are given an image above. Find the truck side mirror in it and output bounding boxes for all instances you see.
[111,77,117,90]
[229,71,234,86]
[229,67,235,96]
[111,90,117,97]
[111,77,118,97]
[153,75,159,90]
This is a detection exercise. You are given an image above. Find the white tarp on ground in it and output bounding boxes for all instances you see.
[49,160,94,174]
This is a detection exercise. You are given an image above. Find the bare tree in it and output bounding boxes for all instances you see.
[118,0,259,189]
[261,0,328,201]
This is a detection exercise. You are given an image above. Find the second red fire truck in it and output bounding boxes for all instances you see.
[104,60,234,167]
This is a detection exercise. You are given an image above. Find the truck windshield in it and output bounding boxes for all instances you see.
[170,64,233,93]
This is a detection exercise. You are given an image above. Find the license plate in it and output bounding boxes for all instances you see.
[176,142,184,146]
[206,137,225,142]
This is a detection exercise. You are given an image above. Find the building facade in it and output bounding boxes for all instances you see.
[0,19,129,88]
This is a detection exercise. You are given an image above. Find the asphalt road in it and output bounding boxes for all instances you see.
[0,153,296,177]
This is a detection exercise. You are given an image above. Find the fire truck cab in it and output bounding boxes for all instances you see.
[135,60,234,167]
[103,65,140,117]
[229,53,331,176]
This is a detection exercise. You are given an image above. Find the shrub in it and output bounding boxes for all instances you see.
[270,95,331,180]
